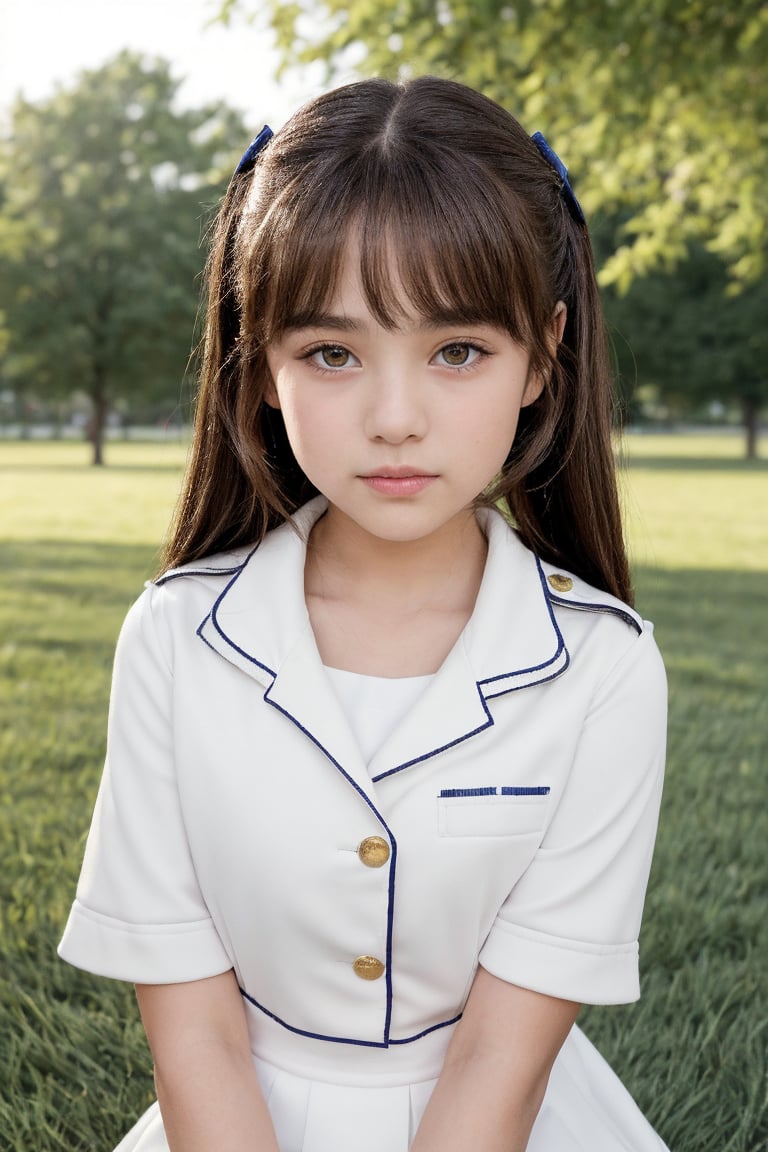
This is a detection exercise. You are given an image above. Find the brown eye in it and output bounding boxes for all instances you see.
[319,346,349,368]
[440,343,471,367]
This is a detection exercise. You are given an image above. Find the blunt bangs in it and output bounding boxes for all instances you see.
[238,124,550,355]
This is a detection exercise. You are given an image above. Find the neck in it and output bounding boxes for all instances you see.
[305,506,488,614]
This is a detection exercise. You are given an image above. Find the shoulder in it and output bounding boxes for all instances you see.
[153,543,257,588]
[151,498,325,595]
[537,558,644,635]
[480,505,644,637]
[480,504,647,646]
[114,544,258,665]
[536,558,665,709]
[124,545,257,639]
[468,509,663,701]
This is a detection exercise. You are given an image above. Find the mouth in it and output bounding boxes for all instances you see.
[359,468,438,496]
[360,467,436,479]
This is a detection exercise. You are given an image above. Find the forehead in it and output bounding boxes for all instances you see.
[248,152,547,347]
[270,225,525,338]
[312,236,417,324]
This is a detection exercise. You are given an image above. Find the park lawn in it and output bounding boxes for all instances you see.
[0,437,766,1150]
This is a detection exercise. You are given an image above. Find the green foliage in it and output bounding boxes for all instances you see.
[217,1,768,450]
[0,52,246,461]
[1,439,767,1150]
[602,244,768,453]
[219,0,767,289]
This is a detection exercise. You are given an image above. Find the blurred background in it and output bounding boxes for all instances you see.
[0,0,765,458]
[0,3,766,1150]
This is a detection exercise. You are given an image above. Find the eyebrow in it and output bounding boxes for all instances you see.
[280,309,498,335]
[281,312,365,334]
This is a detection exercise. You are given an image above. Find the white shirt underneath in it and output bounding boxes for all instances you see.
[323,665,435,769]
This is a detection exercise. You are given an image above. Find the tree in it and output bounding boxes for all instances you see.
[0,52,246,463]
[602,245,768,458]
[217,0,767,452]
[219,0,767,292]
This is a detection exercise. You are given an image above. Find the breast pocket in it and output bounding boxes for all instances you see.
[437,786,549,838]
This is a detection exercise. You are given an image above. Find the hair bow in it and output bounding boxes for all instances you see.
[234,125,274,176]
[531,131,585,225]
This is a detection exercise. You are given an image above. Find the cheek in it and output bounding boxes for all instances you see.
[278,392,340,471]
[462,397,523,459]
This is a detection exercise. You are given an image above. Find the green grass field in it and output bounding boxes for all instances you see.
[1,436,766,1150]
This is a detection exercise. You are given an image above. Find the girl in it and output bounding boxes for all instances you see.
[59,76,669,1152]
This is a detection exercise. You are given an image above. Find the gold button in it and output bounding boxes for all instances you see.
[353,955,385,980]
[547,573,573,593]
[358,836,390,868]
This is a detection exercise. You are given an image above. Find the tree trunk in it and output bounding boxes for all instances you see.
[87,390,108,466]
[742,396,758,460]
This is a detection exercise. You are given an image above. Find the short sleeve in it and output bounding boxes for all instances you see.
[479,625,667,1004]
[57,584,232,984]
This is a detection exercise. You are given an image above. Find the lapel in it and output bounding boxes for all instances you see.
[368,506,568,781]
[264,622,374,797]
[197,499,372,796]
[195,498,568,791]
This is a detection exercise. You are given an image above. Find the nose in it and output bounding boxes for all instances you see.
[363,365,428,445]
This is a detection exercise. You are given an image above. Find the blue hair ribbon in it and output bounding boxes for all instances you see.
[531,131,585,225]
[235,125,274,176]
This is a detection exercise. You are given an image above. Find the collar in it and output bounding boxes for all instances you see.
[168,497,637,789]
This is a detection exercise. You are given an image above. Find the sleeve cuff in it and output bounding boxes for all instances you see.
[57,899,233,984]
[478,919,640,1005]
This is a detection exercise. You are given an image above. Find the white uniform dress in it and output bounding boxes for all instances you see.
[58,497,670,1151]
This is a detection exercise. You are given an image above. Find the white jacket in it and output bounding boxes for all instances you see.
[59,497,666,1059]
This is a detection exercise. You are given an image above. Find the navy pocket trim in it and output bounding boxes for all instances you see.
[439,786,550,798]
[501,786,550,796]
[440,787,497,798]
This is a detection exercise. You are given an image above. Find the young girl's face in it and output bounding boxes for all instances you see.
[265,243,544,548]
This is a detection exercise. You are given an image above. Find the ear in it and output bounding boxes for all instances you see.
[264,375,281,409]
[550,299,567,347]
[521,369,545,407]
[522,301,568,407]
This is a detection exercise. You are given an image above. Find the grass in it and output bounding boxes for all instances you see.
[0,440,189,544]
[1,435,767,1150]
[620,434,768,574]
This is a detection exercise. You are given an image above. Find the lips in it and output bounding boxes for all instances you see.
[359,468,437,496]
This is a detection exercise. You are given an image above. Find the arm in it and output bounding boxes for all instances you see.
[135,970,280,1152]
[411,967,579,1152]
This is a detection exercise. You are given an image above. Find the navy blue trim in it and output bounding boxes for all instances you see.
[547,592,642,635]
[207,546,280,678]
[239,987,388,1047]
[239,986,462,1048]
[388,1013,463,1043]
[478,556,567,691]
[440,786,550,797]
[155,562,246,586]
[372,683,493,783]
[372,560,570,782]
[440,787,496,798]
[263,685,397,1045]
[500,786,550,796]
[195,614,220,655]
[483,649,571,700]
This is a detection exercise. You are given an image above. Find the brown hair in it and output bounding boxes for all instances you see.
[162,76,632,603]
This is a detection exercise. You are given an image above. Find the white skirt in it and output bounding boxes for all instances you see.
[113,1023,668,1152]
